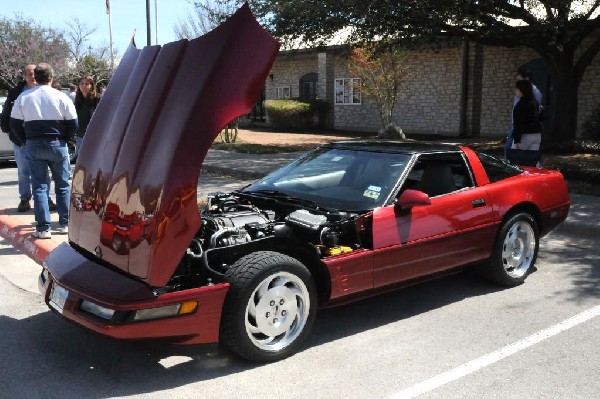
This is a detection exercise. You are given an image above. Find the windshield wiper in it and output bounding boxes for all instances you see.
[236,189,335,211]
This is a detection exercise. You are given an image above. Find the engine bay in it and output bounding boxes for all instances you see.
[165,191,370,292]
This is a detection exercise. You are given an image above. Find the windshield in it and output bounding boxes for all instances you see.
[242,147,411,210]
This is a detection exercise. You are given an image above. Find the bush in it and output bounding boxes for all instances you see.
[265,99,330,130]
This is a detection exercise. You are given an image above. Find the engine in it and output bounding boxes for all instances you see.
[166,192,361,291]
[199,192,276,248]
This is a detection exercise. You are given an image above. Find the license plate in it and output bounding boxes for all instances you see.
[49,284,69,313]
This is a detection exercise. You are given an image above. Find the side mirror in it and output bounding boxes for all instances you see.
[395,189,431,210]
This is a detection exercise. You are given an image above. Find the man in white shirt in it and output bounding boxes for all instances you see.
[10,63,78,238]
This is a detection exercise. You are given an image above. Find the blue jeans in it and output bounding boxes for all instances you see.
[13,144,31,201]
[75,136,83,159]
[14,143,52,202]
[25,139,70,232]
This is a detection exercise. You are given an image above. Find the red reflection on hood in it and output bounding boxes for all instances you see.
[68,4,279,287]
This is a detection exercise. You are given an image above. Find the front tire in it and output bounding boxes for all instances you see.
[484,212,539,286]
[220,251,317,362]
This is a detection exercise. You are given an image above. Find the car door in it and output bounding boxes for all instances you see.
[371,152,497,288]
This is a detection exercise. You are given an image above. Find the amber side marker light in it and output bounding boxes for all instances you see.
[132,301,199,322]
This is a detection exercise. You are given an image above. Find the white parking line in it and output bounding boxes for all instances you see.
[390,304,600,399]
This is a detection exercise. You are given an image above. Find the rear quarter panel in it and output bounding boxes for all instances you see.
[483,170,570,235]
[461,146,570,235]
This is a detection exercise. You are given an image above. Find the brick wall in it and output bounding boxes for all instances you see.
[479,46,540,136]
[578,44,600,135]
[265,54,318,100]
[331,46,464,134]
[268,44,600,137]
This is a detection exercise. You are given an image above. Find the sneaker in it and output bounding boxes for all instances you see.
[17,200,31,212]
[48,199,58,212]
[32,230,51,239]
[56,225,68,234]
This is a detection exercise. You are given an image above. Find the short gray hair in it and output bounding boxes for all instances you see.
[34,63,54,84]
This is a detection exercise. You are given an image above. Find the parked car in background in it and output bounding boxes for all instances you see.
[0,96,13,161]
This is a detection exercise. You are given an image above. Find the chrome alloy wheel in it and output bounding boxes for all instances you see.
[244,271,310,352]
[501,220,536,278]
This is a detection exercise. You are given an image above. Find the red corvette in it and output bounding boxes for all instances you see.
[38,6,570,363]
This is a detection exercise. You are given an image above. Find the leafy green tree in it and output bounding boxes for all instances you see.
[0,15,70,91]
[244,0,600,141]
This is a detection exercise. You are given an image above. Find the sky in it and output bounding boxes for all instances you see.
[1,0,196,55]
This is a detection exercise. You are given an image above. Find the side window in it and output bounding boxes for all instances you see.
[404,153,473,197]
[476,152,522,183]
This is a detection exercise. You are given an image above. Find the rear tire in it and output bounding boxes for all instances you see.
[220,251,317,362]
[484,212,539,286]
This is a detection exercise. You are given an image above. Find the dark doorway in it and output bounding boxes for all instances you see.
[519,58,552,120]
[299,72,318,100]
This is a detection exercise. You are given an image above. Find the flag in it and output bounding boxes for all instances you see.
[106,0,110,14]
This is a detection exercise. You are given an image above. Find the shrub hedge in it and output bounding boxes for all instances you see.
[265,99,330,130]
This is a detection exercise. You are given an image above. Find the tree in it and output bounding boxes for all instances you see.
[0,14,70,91]
[65,17,97,61]
[61,17,115,90]
[246,0,600,141]
[349,44,410,132]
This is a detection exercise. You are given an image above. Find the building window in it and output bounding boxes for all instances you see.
[276,86,291,99]
[335,78,361,105]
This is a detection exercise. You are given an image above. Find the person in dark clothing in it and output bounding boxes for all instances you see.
[509,79,542,166]
[504,68,542,161]
[73,75,100,159]
[0,64,56,212]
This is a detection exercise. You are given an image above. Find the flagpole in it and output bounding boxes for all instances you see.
[146,0,151,46]
[154,0,158,45]
[107,0,114,72]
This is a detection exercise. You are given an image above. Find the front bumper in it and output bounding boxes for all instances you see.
[39,243,229,344]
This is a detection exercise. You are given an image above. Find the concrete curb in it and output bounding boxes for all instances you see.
[0,209,59,265]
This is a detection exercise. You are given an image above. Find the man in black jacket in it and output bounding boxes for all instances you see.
[1,64,56,212]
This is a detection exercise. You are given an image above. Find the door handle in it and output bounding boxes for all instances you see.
[472,199,486,208]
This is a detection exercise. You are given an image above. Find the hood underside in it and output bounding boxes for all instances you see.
[67,4,279,287]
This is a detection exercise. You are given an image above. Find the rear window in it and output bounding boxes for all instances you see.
[476,152,522,183]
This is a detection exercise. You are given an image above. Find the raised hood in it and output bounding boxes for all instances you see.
[67,4,279,287]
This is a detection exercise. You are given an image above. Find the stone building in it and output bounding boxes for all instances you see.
[264,41,600,137]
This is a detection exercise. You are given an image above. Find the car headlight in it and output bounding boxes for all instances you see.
[132,301,198,322]
[80,300,115,320]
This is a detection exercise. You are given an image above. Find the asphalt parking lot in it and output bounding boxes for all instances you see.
[0,162,599,398]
